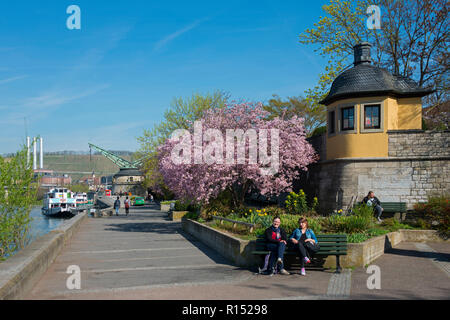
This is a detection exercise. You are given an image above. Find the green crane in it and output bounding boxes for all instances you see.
[88,143,145,169]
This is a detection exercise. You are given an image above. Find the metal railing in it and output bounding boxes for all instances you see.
[212,215,256,233]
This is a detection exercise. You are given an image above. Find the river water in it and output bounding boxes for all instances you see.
[29,206,69,241]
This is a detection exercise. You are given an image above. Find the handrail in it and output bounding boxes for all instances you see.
[212,215,255,233]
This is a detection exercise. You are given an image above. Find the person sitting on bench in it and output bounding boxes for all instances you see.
[363,191,384,222]
[264,216,289,275]
[289,217,320,276]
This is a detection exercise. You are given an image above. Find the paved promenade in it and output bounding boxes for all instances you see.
[26,203,450,300]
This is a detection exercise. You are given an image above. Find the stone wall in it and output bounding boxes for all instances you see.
[301,131,449,213]
[388,130,450,157]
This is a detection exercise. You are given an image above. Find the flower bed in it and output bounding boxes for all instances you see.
[188,205,423,243]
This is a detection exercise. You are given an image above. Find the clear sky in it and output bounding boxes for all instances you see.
[0,0,330,154]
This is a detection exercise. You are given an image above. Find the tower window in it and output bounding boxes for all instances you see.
[329,110,335,134]
[364,104,381,129]
[341,107,354,131]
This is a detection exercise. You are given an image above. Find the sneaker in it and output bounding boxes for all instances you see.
[378,217,382,222]
[279,269,290,275]
[276,258,283,265]
[304,257,311,264]
[300,268,306,276]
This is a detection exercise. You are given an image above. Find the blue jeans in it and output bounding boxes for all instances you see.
[115,207,119,215]
[374,205,383,219]
[267,242,286,271]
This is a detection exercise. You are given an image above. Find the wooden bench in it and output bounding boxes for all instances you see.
[381,202,407,221]
[381,202,407,213]
[252,234,347,273]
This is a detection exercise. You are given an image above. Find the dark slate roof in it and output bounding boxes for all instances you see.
[320,45,433,106]
[113,168,143,177]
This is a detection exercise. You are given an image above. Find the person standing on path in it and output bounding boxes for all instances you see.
[124,196,131,216]
[114,196,121,216]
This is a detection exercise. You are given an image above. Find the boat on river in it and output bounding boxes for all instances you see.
[42,188,76,217]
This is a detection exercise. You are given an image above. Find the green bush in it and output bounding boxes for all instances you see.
[322,214,373,234]
[183,211,200,220]
[414,195,449,238]
[347,233,369,243]
[174,200,190,211]
[160,200,175,205]
[284,190,318,216]
[380,218,414,232]
[311,125,327,137]
[352,203,375,219]
[366,227,390,238]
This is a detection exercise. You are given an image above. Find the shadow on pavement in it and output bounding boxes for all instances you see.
[103,221,181,234]
[102,217,235,267]
[385,247,450,262]
[177,229,247,268]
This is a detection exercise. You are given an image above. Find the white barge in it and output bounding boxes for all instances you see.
[42,188,76,217]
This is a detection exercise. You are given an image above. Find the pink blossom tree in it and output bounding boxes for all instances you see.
[158,102,318,208]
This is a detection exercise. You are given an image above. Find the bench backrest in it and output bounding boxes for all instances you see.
[381,202,407,212]
[255,234,347,255]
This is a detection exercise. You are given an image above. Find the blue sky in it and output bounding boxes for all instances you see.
[0,0,330,154]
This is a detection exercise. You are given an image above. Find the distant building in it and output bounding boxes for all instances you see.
[37,169,72,187]
[78,174,102,191]
[112,168,145,195]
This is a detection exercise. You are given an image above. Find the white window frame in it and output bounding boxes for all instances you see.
[337,104,357,134]
[360,101,384,133]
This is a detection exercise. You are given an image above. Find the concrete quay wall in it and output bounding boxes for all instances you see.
[0,211,89,300]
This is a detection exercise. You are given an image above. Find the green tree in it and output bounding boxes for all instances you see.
[0,145,37,260]
[300,0,449,108]
[263,95,326,136]
[136,91,229,196]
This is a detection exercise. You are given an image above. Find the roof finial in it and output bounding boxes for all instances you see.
[353,42,372,66]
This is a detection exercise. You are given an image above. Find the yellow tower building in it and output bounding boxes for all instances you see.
[320,43,432,161]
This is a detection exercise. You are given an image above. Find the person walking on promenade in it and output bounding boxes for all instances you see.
[264,216,289,275]
[124,196,131,216]
[114,196,121,216]
[289,218,320,276]
[363,191,384,222]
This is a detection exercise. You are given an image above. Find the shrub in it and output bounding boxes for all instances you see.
[380,218,414,232]
[243,209,273,229]
[160,200,175,205]
[414,195,449,238]
[311,125,326,137]
[284,190,318,216]
[174,200,191,211]
[264,206,286,217]
[183,211,200,220]
[352,203,375,219]
[347,233,369,243]
[322,214,373,234]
